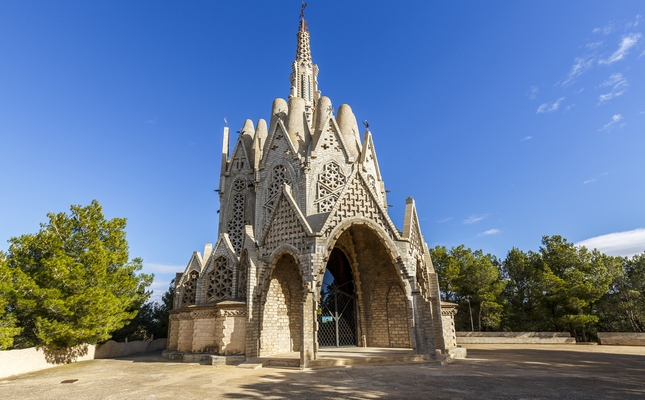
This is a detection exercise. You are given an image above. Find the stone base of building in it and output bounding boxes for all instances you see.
[167,301,247,355]
[447,347,467,359]
[162,350,246,366]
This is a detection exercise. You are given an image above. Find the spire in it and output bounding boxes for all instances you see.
[290,3,320,129]
[296,3,312,64]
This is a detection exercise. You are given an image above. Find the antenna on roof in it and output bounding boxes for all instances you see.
[224,117,228,127]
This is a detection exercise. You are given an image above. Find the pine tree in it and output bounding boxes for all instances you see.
[6,200,152,349]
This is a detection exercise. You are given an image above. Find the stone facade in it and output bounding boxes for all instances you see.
[167,8,456,367]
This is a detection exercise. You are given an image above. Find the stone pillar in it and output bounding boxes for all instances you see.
[300,289,315,368]
[411,291,436,355]
[428,272,446,353]
[245,293,262,358]
[168,314,180,350]
[440,302,458,349]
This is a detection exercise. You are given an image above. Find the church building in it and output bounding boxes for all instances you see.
[167,7,459,368]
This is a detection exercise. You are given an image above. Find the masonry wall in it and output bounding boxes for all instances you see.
[349,226,412,348]
[441,314,458,349]
[260,254,303,355]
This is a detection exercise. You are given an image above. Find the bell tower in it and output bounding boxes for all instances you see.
[289,3,320,129]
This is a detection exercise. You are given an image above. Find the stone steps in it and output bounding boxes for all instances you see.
[162,350,246,366]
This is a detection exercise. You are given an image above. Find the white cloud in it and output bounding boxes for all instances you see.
[141,263,183,303]
[437,217,453,223]
[600,114,625,132]
[598,73,628,104]
[147,278,174,304]
[564,104,575,112]
[577,228,645,257]
[537,97,565,114]
[583,179,597,184]
[526,86,539,99]
[520,136,532,141]
[593,22,615,35]
[143,262,184,274]
[586,41,604,49]
[562,57,594,86]
[626,15,642,29]
[463,214,487,224]
[478,229,501,237]
[599,33,642,65]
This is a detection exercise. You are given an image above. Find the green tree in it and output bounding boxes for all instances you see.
[111,279,175,341]
[596,252,645,333]
[536,236,612,340]
[0,252,22,349]
[6,200,152,349]
[430,245,506,331]
[500,248,547,331]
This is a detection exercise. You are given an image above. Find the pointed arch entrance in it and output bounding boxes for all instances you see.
[318,248,357,347]
[316,222,413,351]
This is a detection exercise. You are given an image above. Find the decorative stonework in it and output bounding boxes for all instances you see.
[206,256,233,301]
[191,310,218,319]
[263,192,309,255]
[217,309,248,317]
[233,178,246,192]
[323,172,396,240]
[238,251,249,298]
[181,271,199,307]
[265,165,290,212]
[227,193,245,254]
[315,162,346,212]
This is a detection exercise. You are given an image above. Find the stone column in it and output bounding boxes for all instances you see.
[167,314,180,350]
[428,272,446,353]
[300,289,316,368]
[411,291,435,355]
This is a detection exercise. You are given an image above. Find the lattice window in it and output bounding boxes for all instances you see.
[315,162,346,212]
[238,251,249,299]
[265,164,290,211]
[206,256,233,301]
[181,270,199,307]
[227,193,245,254]
[233,178,245,192]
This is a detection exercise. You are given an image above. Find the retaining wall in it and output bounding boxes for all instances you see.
[1,339,167,379]
[456,332,575,344]
[597,333,645,346]
[94,338,167,359]
[0,345,96,379]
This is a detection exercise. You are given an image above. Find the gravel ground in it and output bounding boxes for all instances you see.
[1,344,644,399]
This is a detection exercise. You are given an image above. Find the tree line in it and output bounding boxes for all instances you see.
[431,235,645,341]
[0,201,171,350]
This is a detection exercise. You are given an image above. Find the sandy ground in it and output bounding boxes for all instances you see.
[1,344,644,399]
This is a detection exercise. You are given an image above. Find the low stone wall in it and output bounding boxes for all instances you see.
[597,333,645,346]
[457,332,575,344]
[94,339,167,359]
[0,344,96,379]
[0,339,168,379]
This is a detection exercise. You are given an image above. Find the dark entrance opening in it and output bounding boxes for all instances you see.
[318,248,357,347]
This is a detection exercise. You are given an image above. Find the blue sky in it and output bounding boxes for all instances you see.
[2,1,644,302]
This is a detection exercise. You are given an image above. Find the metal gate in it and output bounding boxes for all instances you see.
[317,279,357,347]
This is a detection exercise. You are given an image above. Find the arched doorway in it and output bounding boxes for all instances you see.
[320,223,412,350]
[318,248,357,347]
[259,253,303,355]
